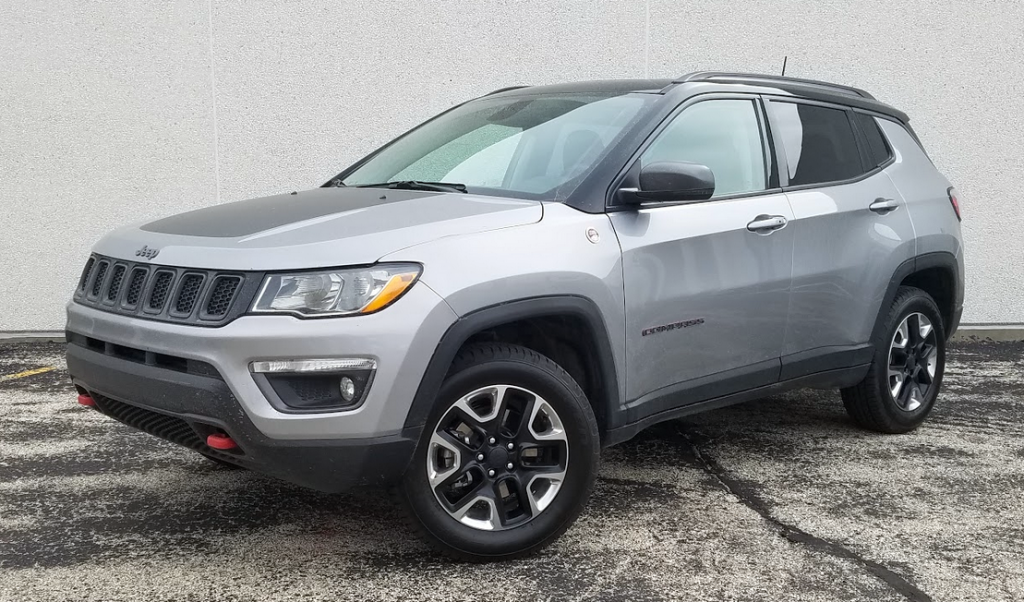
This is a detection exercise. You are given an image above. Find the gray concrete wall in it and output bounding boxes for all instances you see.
[2,0,1021,330]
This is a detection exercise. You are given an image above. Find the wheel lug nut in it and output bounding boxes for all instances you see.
[506,462,514,470]
[507,442,514,450]
[487,469,496,477]
[476,453,485,461]
[488,437,496,445]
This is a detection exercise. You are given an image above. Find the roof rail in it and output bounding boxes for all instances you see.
[483,85,530,96]
[672,71,875,100]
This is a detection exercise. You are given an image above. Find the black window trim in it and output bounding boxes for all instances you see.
[604,92,782,212]
[764,96,896,193]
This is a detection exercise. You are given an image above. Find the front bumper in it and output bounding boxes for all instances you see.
[64,282,458,491]
[68,343,414,492]
[65,284,458,440]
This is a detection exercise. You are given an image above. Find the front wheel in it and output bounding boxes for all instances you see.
[841,286,946,433]
[399,343,600,562]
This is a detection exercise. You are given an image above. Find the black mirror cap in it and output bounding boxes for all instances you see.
[619,161,716,204]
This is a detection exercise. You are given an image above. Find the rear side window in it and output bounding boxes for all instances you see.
[852,112,892,168]
[770,102,862,186]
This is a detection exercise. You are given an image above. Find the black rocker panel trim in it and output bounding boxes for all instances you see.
[779,344,875,381]
[605,364,871,447]
[623,359,780,427]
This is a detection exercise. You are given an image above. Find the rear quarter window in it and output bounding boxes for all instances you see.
[852,112,893,168]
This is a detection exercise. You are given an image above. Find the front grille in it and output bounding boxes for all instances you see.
[90,261,109,297]
[174,274,204,315]
[106,265,126,302]
[204,276,241,318]
[147,271,174,310]
[78,258,95,292]
[124,267,147,306]
[72,254,262,326]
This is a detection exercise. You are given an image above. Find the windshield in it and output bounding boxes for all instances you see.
[340,93,651,201]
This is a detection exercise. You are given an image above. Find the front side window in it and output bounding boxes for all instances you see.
[342,93,652,200]
[771,102,863,186]
[641,99,768,198]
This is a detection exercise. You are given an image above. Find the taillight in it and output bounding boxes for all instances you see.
[947,187,962,221]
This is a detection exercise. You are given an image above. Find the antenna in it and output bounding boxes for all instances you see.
[781,56,788,77]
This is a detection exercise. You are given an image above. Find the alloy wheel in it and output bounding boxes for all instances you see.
[887,312,939,412]
[426,385,569,531]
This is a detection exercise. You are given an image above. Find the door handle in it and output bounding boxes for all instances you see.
[746,214,788,234]
[869,198,900,214]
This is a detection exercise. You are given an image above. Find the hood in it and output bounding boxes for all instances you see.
[92,187,542,270]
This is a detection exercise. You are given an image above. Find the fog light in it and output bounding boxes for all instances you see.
[252,359,376,412]
[339,376,356,403]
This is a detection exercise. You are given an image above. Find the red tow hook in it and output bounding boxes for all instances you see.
[77,394,96,407]
[206,432,238,450]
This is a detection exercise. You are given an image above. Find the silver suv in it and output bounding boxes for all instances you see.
[66,72,964,561]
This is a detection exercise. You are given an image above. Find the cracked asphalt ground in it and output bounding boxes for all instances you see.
[1,341,1021,601]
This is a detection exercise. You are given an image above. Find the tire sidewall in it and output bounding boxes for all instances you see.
[401,353,599,559]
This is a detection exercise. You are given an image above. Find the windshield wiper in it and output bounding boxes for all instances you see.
[355,181,468,193]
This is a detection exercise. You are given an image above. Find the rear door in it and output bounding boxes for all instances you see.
[765,99,916,378]
[609,95,794,417]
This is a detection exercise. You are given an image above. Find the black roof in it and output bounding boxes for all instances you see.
[486,79,674,97]
[486,72,907,123]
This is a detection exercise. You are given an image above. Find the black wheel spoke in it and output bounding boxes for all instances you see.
[491,389,533,440]
[889,348,909,370]
[906,314,920,346]
[897,374,914,407]
[436,425,477,452]
[492,477,531,526]
[518,442,567,470]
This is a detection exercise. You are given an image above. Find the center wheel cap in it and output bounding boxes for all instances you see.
[487,447,510,470]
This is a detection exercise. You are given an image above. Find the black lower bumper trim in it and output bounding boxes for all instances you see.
[67,344,415,493]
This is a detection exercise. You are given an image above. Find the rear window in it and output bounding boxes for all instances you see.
[852,112,892,168]
[770,102,863,187]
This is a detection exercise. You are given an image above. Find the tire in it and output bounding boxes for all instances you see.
[399,343,600,562]
[841,286,946,433]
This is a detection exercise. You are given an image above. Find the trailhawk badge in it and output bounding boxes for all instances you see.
[135,245,160,260]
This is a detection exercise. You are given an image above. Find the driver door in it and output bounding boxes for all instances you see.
[608,96,794,420]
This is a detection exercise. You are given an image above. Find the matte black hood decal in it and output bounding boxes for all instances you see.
[141,188,437,238]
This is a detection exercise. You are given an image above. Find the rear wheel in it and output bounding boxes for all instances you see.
[399,343,599,562]
[841,286,946,433]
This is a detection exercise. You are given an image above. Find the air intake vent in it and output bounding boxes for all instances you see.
[90,261,110,297]
[173,274,205,315]
[124,267,148,307]
[205,276,242,317]
[78,257,95,292]
[148,271,174,310]
[106,265,126,302]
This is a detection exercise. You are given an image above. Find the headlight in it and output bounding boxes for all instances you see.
[251,263,421,317]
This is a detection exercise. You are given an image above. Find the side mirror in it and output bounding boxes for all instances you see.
[618,161,715,204]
